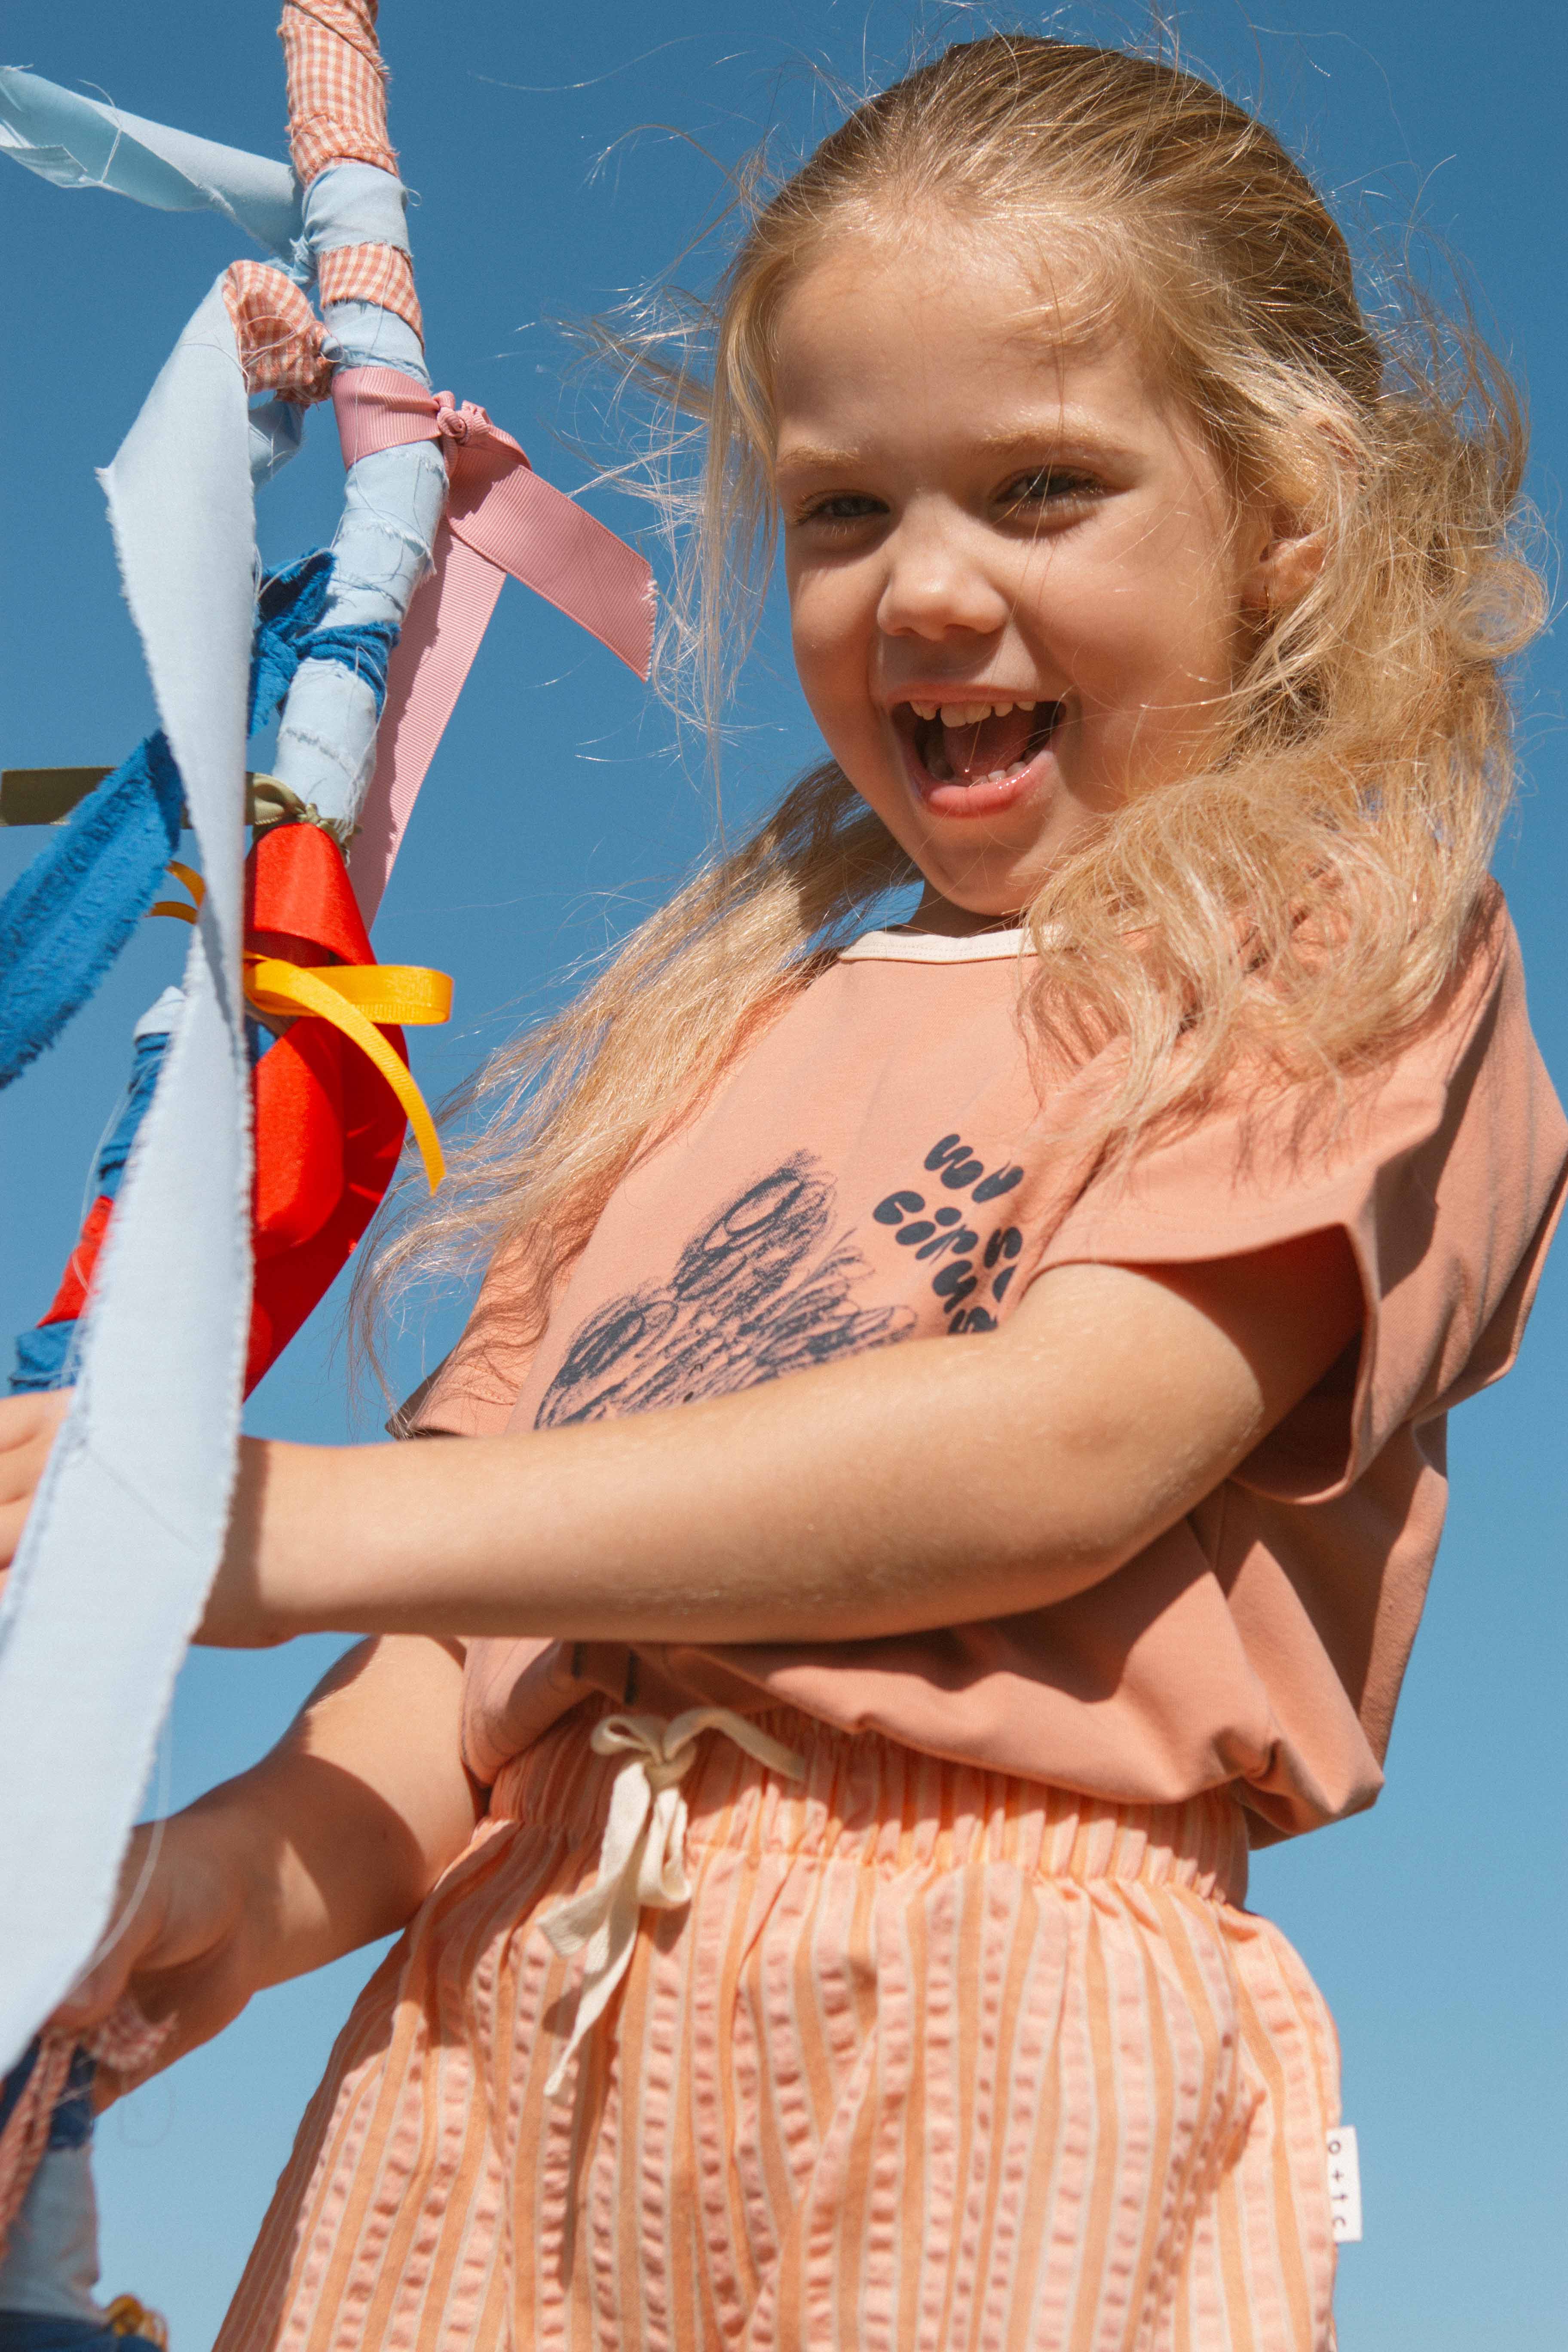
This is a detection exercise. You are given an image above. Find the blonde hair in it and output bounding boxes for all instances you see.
[357,31,1544,1382]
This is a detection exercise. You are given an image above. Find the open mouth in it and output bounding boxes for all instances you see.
[895,697,1066,796]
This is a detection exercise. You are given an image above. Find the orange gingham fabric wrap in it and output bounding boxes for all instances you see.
[281,0,395,184]
[317,242,423,343]
[280,0,423,342]
[222,261,334,401]
[214,1704,1342,2351]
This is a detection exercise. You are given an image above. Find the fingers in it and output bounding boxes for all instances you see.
[0,1389,71,1453]
[54,1945,138,2037]
[50,1824,162,2036]
[0,1387,71,1571]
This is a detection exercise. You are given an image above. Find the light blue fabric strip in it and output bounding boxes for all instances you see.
[0,280,254,2074]
[273,658,384,821]
[132,986,184,1042]
[303,160,409,254]
[0,2147,104,2322]
[248,396,306,489]
[273,297,442,827]
[324,299,429,383]
[0,66,302,264]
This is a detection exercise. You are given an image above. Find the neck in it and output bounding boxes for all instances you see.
[903,888,1024,939]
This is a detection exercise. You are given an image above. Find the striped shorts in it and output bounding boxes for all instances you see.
[216,1700,1341,2350]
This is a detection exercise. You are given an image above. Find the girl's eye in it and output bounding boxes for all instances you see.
[794,492,886,527]
[997,468,1099,514]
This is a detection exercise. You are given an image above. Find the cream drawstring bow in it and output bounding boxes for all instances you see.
[537,1707,805,2098]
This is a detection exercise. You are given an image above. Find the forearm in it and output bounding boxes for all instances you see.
[224,1360,1061,1649]
[181,1634,481,1982]
[210,1251,1343,1649]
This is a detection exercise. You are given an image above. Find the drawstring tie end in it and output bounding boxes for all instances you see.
[536,1707,805,2099]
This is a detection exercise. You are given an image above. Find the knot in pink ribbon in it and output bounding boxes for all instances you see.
[328,366,655,920]
[432,396,485,444]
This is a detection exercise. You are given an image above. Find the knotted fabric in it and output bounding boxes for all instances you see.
[242,821,437,1389]
[228,0,425,389]
[537,1709,805,2098]
[222,260,334,402]
[333,368,657,913]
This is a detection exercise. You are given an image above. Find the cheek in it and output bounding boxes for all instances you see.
[788,572,867,708]
[1042,527,1240,715]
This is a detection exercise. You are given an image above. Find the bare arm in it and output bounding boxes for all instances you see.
[184,1630,483,1977]
[0,1228,1355,2073]
[52,1632,481,2076]
[204,1227,1360,1648]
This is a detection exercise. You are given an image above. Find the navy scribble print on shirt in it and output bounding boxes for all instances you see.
[873,1132,1025,1332]
[535,1156,918,1427]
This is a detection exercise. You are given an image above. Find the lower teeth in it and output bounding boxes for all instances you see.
[919,708,1060,785]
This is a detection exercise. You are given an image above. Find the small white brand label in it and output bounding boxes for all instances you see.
[1326,2125,1362,2243]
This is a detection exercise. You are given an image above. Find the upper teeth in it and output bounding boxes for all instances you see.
[907,698,1040,725]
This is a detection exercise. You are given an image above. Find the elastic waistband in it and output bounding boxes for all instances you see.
[490,1697,1249,1908]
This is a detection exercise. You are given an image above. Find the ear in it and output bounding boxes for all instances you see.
[1239,505,1326,615]
[1240,410,1355,615]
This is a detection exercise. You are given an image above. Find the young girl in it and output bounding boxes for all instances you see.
[3,33,1563,2351]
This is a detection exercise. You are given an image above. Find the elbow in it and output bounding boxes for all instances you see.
[960,1398,1189,1615]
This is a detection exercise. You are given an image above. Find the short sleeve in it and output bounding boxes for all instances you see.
[1032,897,1568,1502]
[388,1243,555,1439]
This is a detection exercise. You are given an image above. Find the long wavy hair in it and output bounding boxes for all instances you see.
[355,31,1544,1394]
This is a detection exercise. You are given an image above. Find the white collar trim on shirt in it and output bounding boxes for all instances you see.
[839,925,1038,964]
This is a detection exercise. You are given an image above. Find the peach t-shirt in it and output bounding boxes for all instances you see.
[412,888,1567,1842]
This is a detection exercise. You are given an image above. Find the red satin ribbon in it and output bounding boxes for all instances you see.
[245,821,411,1392]
[331,366,656,920]
[30,827,412,1395]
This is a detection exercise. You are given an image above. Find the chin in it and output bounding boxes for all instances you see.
[919,864,1044,923]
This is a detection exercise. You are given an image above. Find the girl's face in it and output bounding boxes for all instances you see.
[774,224,1276,930]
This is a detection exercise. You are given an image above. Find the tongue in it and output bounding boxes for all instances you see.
[941,706,1038,784]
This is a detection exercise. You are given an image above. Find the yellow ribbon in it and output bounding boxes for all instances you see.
[150,863,452,1190]
[147,859,208,926]
[245,955,451,1188]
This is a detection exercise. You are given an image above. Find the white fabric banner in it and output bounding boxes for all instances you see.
[0,280,256,2073]
[0,65,301,260]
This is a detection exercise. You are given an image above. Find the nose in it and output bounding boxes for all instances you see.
[875,507,1011,643]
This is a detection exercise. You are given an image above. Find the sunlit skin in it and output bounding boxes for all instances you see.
[775,224,1290,931]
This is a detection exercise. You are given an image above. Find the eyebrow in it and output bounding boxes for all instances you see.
[774,419,1137,477]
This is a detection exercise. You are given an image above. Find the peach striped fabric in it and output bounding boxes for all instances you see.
[217,1704,1341,2350]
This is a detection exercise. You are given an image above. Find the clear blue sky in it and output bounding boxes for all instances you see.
[2,4,1565,2344]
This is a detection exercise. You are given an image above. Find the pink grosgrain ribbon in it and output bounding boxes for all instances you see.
[331,365,656,919]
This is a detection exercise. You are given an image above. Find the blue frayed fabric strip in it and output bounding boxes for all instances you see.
[7,1328,75,1397]
[0,548,385,1095]
[43,2052,94,2154]
[250,548,398,718]
[90,1028,170,1198]
[0,2312,163,2350]
[250,548,336,728]
[0,738,183,1091]
[8,1024,173,1395]
[305,621,398,711]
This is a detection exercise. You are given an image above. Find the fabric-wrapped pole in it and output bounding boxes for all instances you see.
[260,0,446,847]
